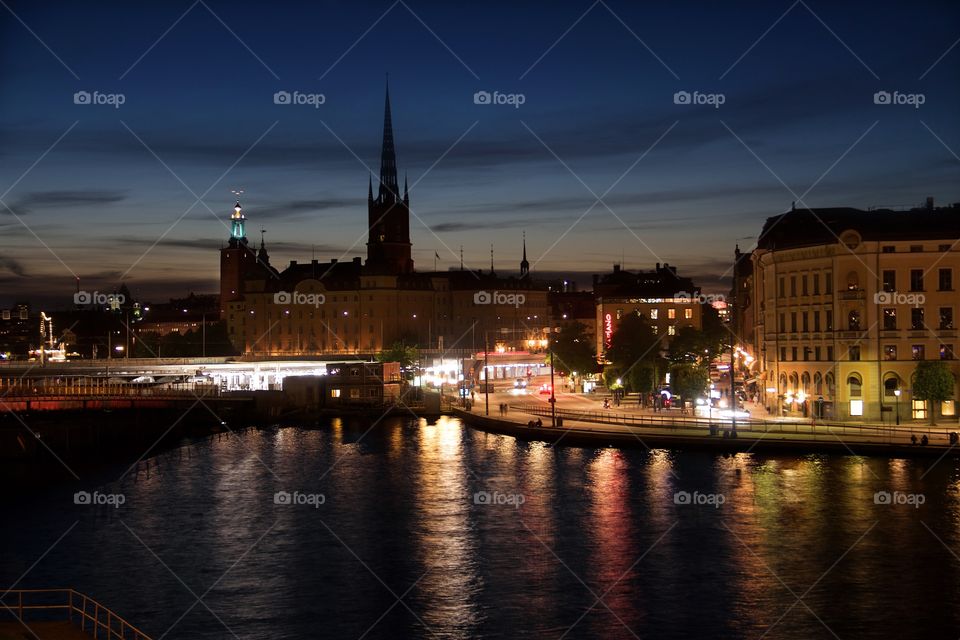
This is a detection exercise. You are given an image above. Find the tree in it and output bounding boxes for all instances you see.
[668,325,707,364]
[669,362,709,407]
[551,321,597,377]
[606,312,660,370]
[912,360,956,425]
[377,341,419,376]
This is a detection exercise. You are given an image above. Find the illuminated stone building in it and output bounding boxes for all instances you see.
[221,86,549,355]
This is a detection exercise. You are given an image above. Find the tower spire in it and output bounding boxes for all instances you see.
[368,173,373,201]
[520,230,529,277]
[378,76,399,202]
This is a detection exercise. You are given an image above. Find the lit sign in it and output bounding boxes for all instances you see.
[604,313,613,348]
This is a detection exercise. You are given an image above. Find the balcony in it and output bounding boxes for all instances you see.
[839,290,865,300]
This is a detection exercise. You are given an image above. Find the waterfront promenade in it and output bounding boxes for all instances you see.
[452,391,960,457]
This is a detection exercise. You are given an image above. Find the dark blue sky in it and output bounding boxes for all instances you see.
[2,0,959,306]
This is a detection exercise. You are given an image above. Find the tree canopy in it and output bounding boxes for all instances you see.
[913,360,956,424]
[550,321,597,376]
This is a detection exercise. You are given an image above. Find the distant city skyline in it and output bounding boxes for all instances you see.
[2,1,959,306]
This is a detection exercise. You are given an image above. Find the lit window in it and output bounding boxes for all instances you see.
[912,400,927,420]
[942,400,956,417]
[650,309,658,320]
[668,325,676,336]
[330,389,341,398]
[684,308,693,319]
[668,309,676,319]
[849,400,863,416]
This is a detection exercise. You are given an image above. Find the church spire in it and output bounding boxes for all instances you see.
[403,173,409,204]
[520,230,529,277]
[257,228,270,264]
[378,76,399,202]
[368,173,373,202]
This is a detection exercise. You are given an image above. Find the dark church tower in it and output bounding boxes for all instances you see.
[366,82,414,274]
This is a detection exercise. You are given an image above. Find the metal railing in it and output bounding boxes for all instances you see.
[1,588,152,639]
[0,378,221,399]
[508,403,959,447]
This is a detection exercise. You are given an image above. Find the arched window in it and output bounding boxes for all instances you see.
[789,372,799,392]
[846,271,860,290]
[848,310,861,330]
[883,376,900,398]
[847,374,862,397]
[825,372,835,396]
[801,372,811,393]
[779,373,787,394]
[814,372,823,395]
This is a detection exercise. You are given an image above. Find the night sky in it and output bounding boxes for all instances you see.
[2,1,959,307]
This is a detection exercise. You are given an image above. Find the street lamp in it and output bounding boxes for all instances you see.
[894,388,901,426]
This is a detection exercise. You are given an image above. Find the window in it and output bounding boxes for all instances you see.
[941,344,955,360]
[668,308,676,319]
[802,312,809,332]
[882,245,895,253]
[616,308,623,320]
[826,310,833,331]
[910,269,924,291]
[912,345,925,360]
[813,275,820,295]
[850,400,864,416]
[884,378,900,397]
[827,346,834,361]
[884,345,897,361]
[667,325,676,336]
[849,345,861,361]
[330,389,341,398]
[778,277,785,298]
[802,275,808,296]
[883,308,897,330]
[803,347,811,361]
[814,312,821,332]
[943,400,956,417]
[940,308,953,330]
[815,346,822,361]
[651,325,659,335]
[780,347,786,361]
[791,347,798,361]
[779,313,786,333]
[911,308,925,330]
[848,375,862,397]
[882,270,896,293]
[790,276,797,297]
[939,268,953,291]
[910,245,923,253]
[649,309,658,320]
[790,312,797,332]
[350,388,360,399]
[684,308,693,320]
[912,400,927,420]
[848,310,861,331]
[846,272,859,290]
[826,271,833,293]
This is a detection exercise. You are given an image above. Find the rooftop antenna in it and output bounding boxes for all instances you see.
[490,244,494,274]
[460,245,464,271]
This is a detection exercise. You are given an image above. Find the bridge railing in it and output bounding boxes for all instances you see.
[0,378,221,399]
[1,588,153,639]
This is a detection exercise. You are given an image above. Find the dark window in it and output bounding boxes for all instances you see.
[849,345,861,360]
[802,312,809,332]
[778,277,785,298]
[910,269,924,292]
[790,312,797,332]
[882,270,896,293]
[826,310,833,331]
[848,310,861,331]
[910,245,923,253]
[779,313,785,333]
[791,347,798,361]
[790,276,797,297]
[882,245,895,253]
[883,308,897,330]
[802,275,808,296]
[780,347,786,361]
[813,274,820,295]
[939,268,952,291]
[814,346,821,361]
[827,346,834,361]
[941,308,954,330]
[825,272,833,292]
[911,308,925,330]
[814,312,821,332]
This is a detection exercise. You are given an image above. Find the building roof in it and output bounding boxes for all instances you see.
[757,204,960,250]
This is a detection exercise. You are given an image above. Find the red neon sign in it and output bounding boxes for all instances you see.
[604,313,613,348]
